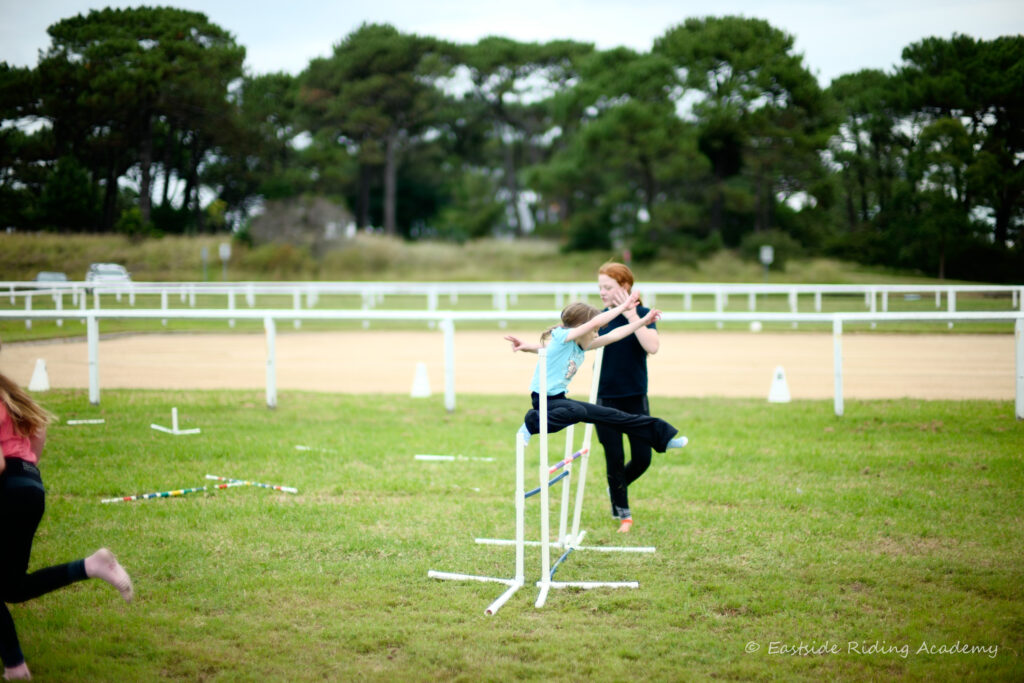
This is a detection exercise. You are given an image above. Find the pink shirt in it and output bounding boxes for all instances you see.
[0,401,37,464]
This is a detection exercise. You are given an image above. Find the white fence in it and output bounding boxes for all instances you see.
[4,281,1023,326]
[2,308,1022,420]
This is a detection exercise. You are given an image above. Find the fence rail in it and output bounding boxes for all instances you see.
[4,281,1023,327]
[2,308,1022,420]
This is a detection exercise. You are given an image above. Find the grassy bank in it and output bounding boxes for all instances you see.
[13,390,1024,680]
[3,231,958,284]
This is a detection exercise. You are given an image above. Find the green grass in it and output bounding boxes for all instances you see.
[12,390,1024,680]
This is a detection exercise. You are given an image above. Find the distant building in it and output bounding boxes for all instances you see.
[248,196,356,254]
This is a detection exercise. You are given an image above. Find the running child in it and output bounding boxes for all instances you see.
[504,292,688,451]
[1,339,133,681]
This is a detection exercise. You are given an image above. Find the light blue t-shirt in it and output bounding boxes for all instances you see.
[530,326,585,396]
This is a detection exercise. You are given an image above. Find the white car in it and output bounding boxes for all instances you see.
[34,271,68,282]
[85,263,132,283]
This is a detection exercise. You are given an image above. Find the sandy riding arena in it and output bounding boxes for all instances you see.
[1,330,1015,400]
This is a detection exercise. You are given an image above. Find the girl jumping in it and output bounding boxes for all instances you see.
[504,291,688,453]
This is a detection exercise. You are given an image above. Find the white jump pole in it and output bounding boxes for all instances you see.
[481,430,527,615]
[570,347,603,545]
[535,348,551,608]
[557,424,575,546]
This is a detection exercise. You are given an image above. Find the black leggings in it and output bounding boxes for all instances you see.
[523,393,678,453]
[595,395,653,519]
[1,458,88,668]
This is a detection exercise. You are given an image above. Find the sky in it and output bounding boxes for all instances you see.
[1,0,1023,86]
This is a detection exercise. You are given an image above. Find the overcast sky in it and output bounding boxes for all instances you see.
[2,0,1022,86]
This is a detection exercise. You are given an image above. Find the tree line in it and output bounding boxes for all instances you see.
[1,7,1021,281]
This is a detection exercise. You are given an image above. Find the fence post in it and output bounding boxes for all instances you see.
[833,317,844,417]
[24,292,31,330]
[442,317,456,413]
[1015,317,1022,421]
[265,316,277,409]
[291,289,301,329]
[715,287,724,329]
[88,315,99,405]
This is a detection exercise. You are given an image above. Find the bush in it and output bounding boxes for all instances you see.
[115,207,160,238]
[238,243,315,278]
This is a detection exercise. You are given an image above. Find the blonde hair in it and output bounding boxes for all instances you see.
[540,302,600,345]
[0,340,54,437]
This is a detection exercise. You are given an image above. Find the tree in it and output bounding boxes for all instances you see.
[459,37,593,236]
[654,16,832,240]
[900,34,1024,250]
[37,7,244,229]
[530,47,704,252]
[300,24,451,235]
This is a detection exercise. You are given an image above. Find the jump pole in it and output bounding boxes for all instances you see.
[536,349,552,608]
[569,348,603,546]
[204,474,298,493]
[427,408,528,615]
[101,480,246,503]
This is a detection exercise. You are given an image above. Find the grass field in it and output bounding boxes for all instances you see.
[9,390,1023,681]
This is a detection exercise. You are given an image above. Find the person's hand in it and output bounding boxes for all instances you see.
[614,289,640,312]
[641,308,661,325]
[607,286,628,308]
[504,335,526,352]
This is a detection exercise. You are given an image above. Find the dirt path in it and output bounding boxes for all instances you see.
[1,330,1015,400]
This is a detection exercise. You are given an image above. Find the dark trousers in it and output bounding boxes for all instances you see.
[523,393,677,453]
[595,395,653,519]
[1,458,88,668]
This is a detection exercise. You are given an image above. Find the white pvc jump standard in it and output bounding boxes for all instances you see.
[429,346,654,614]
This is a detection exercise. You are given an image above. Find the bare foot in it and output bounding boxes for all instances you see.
[616,519,633,534]
[3,661,32,679]
[84,548,133,603]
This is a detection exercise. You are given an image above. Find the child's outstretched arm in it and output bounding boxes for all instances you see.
[504,335,542,353]
[585,308,661,350]
[565,290,640,343]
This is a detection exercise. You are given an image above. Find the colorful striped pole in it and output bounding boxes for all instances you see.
[548,448,587,475]
[100,481,246,504]
[205,474,298,494]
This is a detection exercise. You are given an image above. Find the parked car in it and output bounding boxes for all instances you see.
[85,263,132,283]
[34,271,68,282]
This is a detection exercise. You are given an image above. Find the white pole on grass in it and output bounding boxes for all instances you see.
[88,315,99,405]
[265,316,277,409]
[833,317,844,417]
[535,347,551,608]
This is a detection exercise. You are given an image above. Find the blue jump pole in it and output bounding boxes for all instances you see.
[549,547,574,579]
[524,470,569,499]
